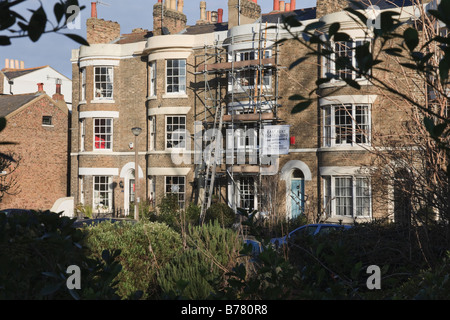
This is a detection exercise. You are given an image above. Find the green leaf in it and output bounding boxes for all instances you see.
[28,6,47,42]
[54,3,65,24]
[404,28,419,52]
[63,33,90,46]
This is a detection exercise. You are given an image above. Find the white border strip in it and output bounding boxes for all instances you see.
[79,168,119,176]
[79,111,119,119]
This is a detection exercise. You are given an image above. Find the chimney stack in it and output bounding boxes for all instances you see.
[199,1,207,21]
[228,0,261,29]
[91,2,97,18]
[53,82,65,102]
[37,83,44,93]
[273,0,280,11]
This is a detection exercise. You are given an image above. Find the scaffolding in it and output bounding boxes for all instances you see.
[195,20,282,222]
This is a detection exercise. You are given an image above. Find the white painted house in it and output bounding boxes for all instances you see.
[1,62,72,111]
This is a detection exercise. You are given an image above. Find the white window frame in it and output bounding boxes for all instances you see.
[237,176,258,211]
[164,176,186,209]
[232,49,272,92]
[323,104,371,147]
[165,115,186,150]
[93,176,113,211]
[322,40,370,81]
[165,59,186,95]
[94,66,114,100]
[322,175,372,218]
[149,60,157,97]
[93,118,113,151]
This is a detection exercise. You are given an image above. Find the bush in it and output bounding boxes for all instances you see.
[83,220,183,299]
[157,221,243,299]
[205,202,236,227]
[0,210,121,300]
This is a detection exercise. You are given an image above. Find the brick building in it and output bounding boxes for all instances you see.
[0,83,69,210]
[69,0,429,223]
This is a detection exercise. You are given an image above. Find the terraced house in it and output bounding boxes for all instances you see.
[70,0,436,224]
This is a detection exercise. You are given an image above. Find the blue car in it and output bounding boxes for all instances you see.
[270,223,352,247]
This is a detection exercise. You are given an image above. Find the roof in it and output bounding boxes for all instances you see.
[114,29,153,44]
[262,7,317,23]
[1,66,48,80]
[0,93,39,118]
[183,22,229,35]
[348,0,415,10]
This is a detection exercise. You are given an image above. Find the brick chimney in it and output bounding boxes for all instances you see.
[86,2,120,44]
[228,0,261,29]
[52,82,65,102]
[36,83,45,95]
[153,0,187,35]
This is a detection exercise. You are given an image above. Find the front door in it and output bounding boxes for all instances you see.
[291,179,304,218]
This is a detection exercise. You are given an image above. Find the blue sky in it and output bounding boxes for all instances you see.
[1,0,316,79]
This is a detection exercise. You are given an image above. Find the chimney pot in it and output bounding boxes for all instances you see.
[37,83,44,92]
[200,1,206,21]
[177,0,184,12]
[273,0,280,11]
[280,1,285,11]
[15,60,19,69]
[218,8,223,23]
[20,61,24,69]
[5,59,9,69]
[207,11,211,22]
[286,3,290,11]
[91,2,97,18]
[290,0,296,11]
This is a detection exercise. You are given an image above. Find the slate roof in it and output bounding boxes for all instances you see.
[0,93,39,118]
[1,66,47,80]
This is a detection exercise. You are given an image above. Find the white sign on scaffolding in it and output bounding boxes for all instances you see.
[261,125,290,155]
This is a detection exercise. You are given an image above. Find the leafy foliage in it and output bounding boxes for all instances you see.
[0,0,88,46]
[82,220,183,299]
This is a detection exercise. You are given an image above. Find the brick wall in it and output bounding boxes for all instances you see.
[153,3,187,36]
[0,95,68,210]
[86,18,121,44]
[228,0,261,29]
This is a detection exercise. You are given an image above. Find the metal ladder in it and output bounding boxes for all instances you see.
[199,100,225,224]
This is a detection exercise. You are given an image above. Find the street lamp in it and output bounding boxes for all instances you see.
[132,127,142,221]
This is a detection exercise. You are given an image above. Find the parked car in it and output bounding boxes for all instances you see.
[0,208,34,217]
[270,223,352,247]
[244,238,264,256]
[72,217,136,228]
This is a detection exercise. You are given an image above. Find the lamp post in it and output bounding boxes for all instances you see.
[132,127,142,221]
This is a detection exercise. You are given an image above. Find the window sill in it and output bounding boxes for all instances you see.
[318,145,372,152]
[147,96,158,101]
[79,100,87,105]
[319,79,371,89]
[90,99,116,104]
[162,94,188,99]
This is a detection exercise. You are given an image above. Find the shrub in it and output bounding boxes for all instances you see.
[83,220,183,299]
[158,221,243,299]
[0,210,121,300]
[205,202,236,227]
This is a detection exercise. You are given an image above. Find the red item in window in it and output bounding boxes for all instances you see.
[95,136,106,149]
